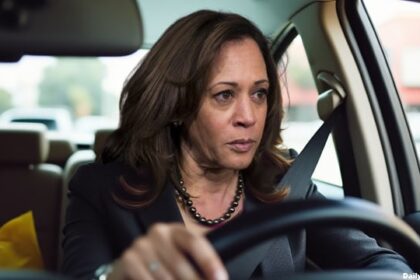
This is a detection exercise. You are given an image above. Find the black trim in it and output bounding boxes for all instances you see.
[404,212,420,236]
[332,108,361,198]
[272,23,298,61]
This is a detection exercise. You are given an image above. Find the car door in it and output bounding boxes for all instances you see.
[272,0,420,227]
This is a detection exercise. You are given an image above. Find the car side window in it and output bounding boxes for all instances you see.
[364,0,420,161]
[278,35,343,199]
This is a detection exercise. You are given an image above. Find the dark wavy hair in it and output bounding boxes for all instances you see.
[102,10,290,208]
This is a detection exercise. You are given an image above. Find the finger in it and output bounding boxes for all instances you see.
[133,237,175,280]
[118,249,154,280]
[173,229,228,280]
[149,224,201,279]
[155,243,201,279]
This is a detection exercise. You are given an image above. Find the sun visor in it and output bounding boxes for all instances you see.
[0,0,143,61]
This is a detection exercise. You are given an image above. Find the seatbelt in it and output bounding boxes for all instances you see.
[228,104,344,279]
[282,105,344,200]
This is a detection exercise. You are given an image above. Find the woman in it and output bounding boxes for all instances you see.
[62,10,412,280]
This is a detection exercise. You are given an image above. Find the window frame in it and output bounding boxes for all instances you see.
[338,0,420,214]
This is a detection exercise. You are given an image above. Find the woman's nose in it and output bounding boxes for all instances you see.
[233,96,257,128]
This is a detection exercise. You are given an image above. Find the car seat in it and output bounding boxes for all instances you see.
[47,137,76,168]
[0,124,63,271]
[58,128,114,269]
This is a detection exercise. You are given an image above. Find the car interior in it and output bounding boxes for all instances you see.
[0,0,419,279]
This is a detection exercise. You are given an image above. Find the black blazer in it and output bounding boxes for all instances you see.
[62,161,412,279]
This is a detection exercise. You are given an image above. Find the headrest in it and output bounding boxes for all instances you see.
[47,137,76,166]
[0,124,49,164]
[93,128,114,157]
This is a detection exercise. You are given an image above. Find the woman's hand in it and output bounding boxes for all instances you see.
[108,223,228,280]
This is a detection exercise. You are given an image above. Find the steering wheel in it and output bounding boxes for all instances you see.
[207,198,420,280]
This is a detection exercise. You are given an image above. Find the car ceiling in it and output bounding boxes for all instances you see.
[137,0,328,48]
[0,0,330,60]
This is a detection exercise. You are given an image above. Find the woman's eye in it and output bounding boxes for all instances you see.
[214,90,233,103]
[253,88,268,101]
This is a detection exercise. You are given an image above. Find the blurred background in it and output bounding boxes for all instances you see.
[0,0,418,187]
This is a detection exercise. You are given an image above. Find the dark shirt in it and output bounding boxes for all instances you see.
[61,161,413,279]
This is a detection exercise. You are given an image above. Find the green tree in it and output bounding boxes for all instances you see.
[38,58,107,117]
[0,88,12,114]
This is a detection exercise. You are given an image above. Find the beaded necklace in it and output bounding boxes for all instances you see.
[175,173,244,226]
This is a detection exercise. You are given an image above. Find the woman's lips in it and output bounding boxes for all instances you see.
[227,139,256,152]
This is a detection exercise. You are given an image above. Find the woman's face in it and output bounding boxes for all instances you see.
[182,37,269,171]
